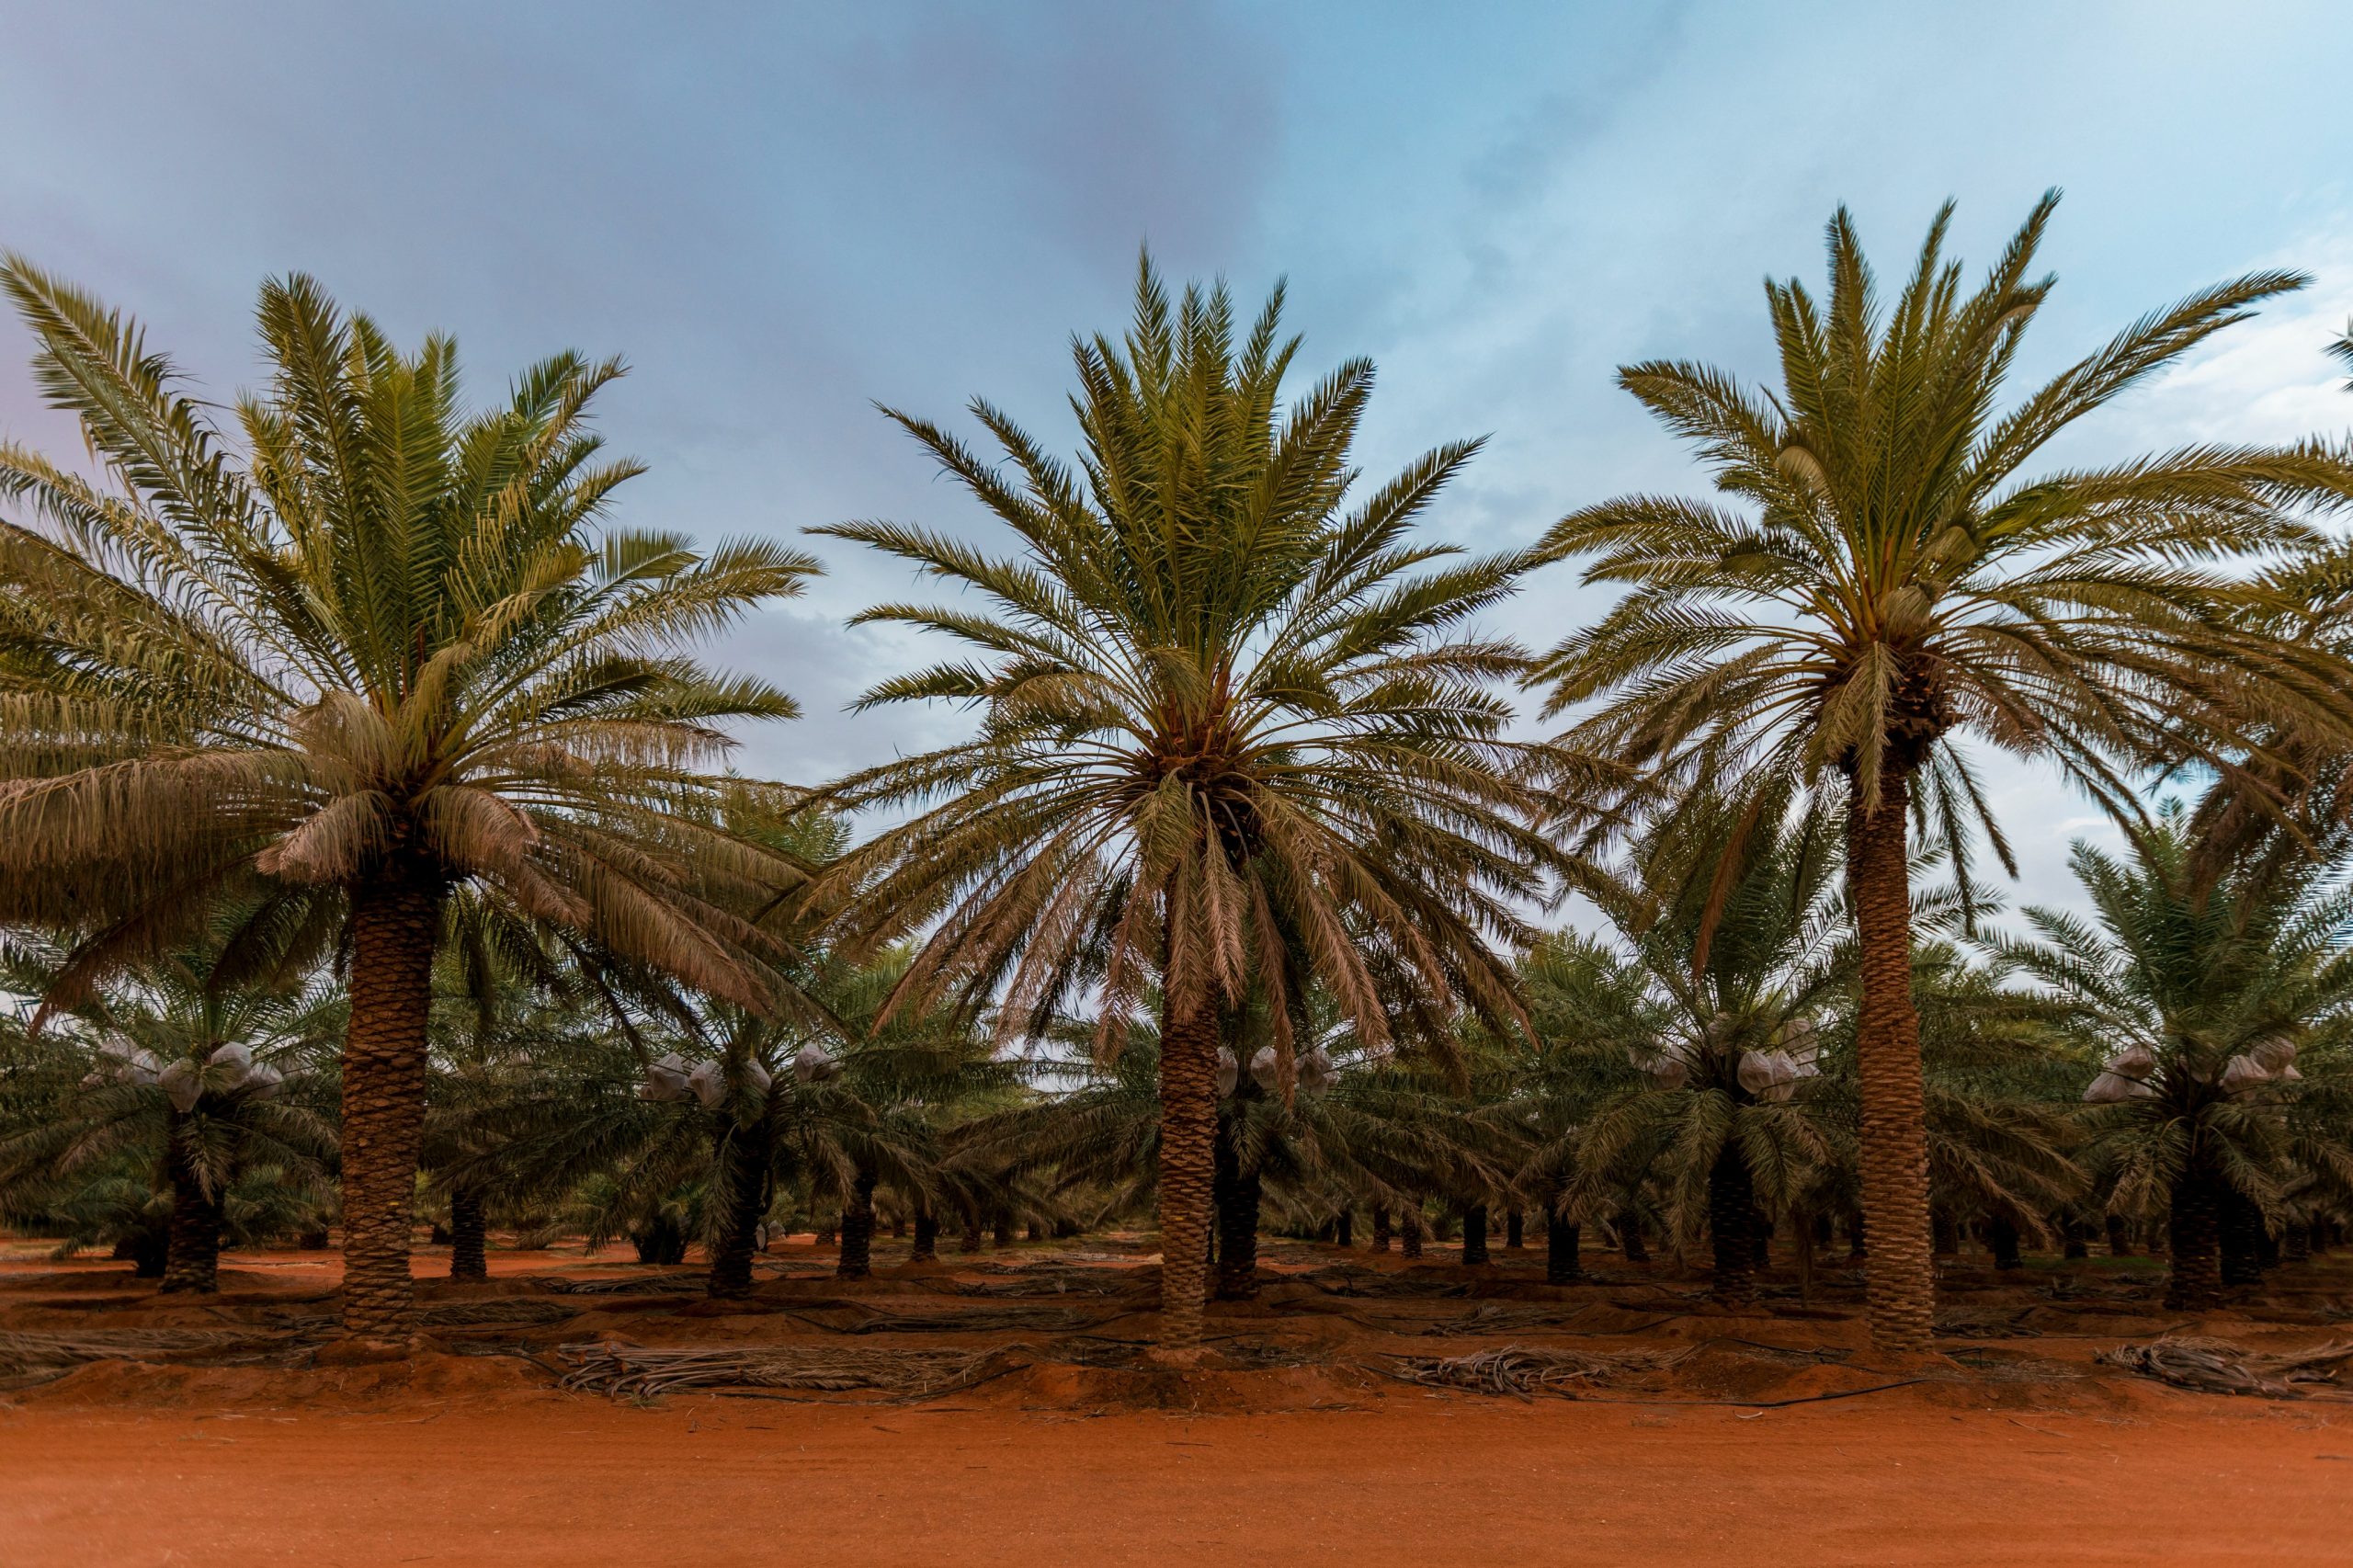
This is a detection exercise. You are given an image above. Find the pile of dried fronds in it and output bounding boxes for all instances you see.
[529,1273,706,1296]
[557,1341,1024,1400]
[0,1327,312,1386]
[416,1300,584,1327]
[2097,1337,2353,1400]
[1375,1345,1686,1399]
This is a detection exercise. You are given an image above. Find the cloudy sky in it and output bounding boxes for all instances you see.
[4,0,2351,923]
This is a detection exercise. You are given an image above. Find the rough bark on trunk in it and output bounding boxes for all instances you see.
[2285,1223,2311,1263]
[1334,1210,1353,1248]
[2106,1213,2132,1257]
[1707,1142,1757,1307]
[1400,1206,1425,1259]
[959,1210,983,1254]
[1847,767,1937,1352]
[1546,1212,1582,1284]
[336,873,443,1337]
[707,1109,774,1299]
[911,1205,939,1264]
[449,1187,488,1281]
[2166,1170,2224,1312]
[837,1167,877,1281]
[1461,1205,1490,1267]
[992,1207,1013,1248]
[1212,1125,1261,1301]
[1154,996,1221,1351]
[1371,1205,1392,1252]
[1506,1210,1524,1250]
[159,1125,222,1295]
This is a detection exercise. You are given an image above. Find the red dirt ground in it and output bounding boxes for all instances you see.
[6,1237,2351,1566]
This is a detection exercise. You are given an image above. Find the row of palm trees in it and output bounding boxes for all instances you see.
[1,191,2350,1358]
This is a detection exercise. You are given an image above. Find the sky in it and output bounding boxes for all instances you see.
[3,0,2352,926]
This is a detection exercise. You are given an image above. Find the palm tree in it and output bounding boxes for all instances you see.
[1990,806,2353,1309]
[815,258,1553,1354]
[0,264,820,1337]
[0,933,341,1292]
[1528,196,2353,1348]
[1522,789,1847,1305]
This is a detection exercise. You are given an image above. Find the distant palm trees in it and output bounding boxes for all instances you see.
[1528,196,2353,1348]
[817,258,1555,1353]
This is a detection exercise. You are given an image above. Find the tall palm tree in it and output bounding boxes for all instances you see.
[816,257,1554,1353]
[0,263,820,1337]
[1528,196,2353,1349]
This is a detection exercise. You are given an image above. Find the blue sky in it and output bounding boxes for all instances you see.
[5,1,2352,920]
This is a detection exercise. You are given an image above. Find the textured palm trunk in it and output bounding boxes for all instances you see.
[159,1126,222,1295]
[2166,1170,2224,1312]
[911,1204,939,1264]
[1846,767,1937,1352]
[448,1187,488,1281]
[2285,1223,2312,1264]
[1154,996,1221,1350]
[1371,1205,1392,1252]
[1400,1207,1425,1259]
[992,1207,1014,1247]
[1707,1142,1758,1306]
[837,1167,878,1281]
[2106,1213,2132,1257]
[1334,1209,1353,1248]
[1461,1205,1490,1267]
[707,1110,775,1299]
[337,874,443,1337]
[2062,1219,2089,1260]
[1546,1211,1582,1284]
[959,1210,983,1254]
[1211,1126,1261,1301]
[1505,1210,1524,1250]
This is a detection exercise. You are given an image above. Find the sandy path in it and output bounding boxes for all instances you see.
[6,1391,2349,1567]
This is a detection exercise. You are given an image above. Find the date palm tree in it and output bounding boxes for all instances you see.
[1529,195,2353,1348]
[816,257,1554,1353]
[0,261,820,1338]
[1989,806,2353,1309]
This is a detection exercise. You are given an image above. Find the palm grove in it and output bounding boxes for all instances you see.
[4,198,2353,1358]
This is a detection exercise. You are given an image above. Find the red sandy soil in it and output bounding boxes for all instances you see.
[6,1237,2351,1567]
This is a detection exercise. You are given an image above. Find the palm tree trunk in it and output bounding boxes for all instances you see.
[336,873,443,1338]
[1707,1142,1757,1307]
[959,1208,983,1253]
[1847,767,1937,1352]
[1400,1206,1425,1259]
[2166,1170,2224,1312]
[2062,1218,2089,1260]
[837,1167,878,1281]
[1334,1209,1353,1247]
[1371,1205,1392,1252]
[1618,1209,1648,1263]
[707,1113,774,1299]
[1546,1211,1582,1284]
[2106,1213,2132,1257]
[448,1187,488,1281]
[158,1126,222,1295]
[992,1207,1014,1247]
[911,1204,938,1264]
[1461,1205,1490,1267]
[1987,1212,2022,1271]
[1153,996,1221,1351]
[1212,1126,1261,1301]
[2220,1187,2267,1288]
[1506,1210,1524,1249]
